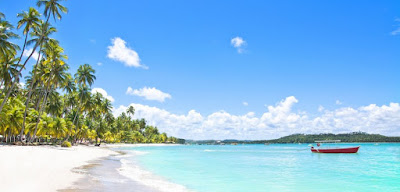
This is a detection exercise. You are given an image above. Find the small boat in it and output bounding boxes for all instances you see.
[310,140,360,153]
[311,146,360,153]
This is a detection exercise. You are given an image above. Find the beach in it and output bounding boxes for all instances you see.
[0,145,117,192]
[1,143,399,192]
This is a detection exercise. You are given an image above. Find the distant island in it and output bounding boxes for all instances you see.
[185,132,400,145]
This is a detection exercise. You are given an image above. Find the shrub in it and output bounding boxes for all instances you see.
[61,141,72,148]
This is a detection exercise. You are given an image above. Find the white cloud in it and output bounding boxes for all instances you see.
[91,88,115,103]
[231,36,246,53]
[243,102,248,106]
[391,28,400,35]
[126,86,171,102]
[107,37,148,69]
[97,62,102,66]
[113,96,400,140]
[391,19,400,35]
[23,48,39,61]
[336,100,342,105]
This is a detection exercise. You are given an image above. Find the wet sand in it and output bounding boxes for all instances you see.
[60,152,157,192]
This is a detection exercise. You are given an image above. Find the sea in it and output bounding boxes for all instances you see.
[72,143,400,192]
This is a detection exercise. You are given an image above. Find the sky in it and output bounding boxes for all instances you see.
[2,0,400,140]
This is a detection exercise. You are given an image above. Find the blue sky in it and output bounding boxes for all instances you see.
[2,0,400,139]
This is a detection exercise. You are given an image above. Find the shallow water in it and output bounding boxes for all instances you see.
[118,143,400,192]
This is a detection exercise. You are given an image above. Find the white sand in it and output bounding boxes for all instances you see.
[0,145,117,192]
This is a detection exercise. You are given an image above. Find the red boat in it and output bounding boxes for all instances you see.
[310,140,360,153]
[311,146,360,153]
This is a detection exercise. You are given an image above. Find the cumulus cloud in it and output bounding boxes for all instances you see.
[113,96,400,140]
[23,48,39,61]
[231,36,246,53]
[107,37,148,69]
[91,88,115,102]
[126,86,171,102]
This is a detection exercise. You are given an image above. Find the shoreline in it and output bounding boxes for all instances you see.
[0,143,185,192]
[60,143,188,192]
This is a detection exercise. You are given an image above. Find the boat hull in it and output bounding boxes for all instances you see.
[311,146,360,153]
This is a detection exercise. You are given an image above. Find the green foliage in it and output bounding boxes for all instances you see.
[61,141,71,147]
[260,132,400,143]
[0,2,179,145]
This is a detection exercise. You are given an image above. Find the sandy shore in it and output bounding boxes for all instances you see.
[0,145,117,192]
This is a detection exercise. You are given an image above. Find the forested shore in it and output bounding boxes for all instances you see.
[186,132,400,144]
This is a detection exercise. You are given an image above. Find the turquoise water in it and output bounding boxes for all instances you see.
[119,144,400,192]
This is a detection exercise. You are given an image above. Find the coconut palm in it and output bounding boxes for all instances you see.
[16,7,41,64]
[5,98,24,142]
[0,22,56,116]
[46,92,63,117]
[0,54,21,89]
[71,64,95,142]
[51,117,67,142]
[72,86,91,142]
[74,64,96,88]
[0,14,20,59]
[127,105,135,117]
[37,0,68,24]
[30,43,68,142]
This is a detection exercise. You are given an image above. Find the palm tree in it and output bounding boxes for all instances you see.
[0,14,20,59]
[5,98,24,142]
[0,22,56,116]
[62,91,77,141]
[72,86,91,142]
[46,92,63,117]
[127,106,135,118]
[51,117,67,143]
[1,0,67,119]
[20,35,57,140]
[16,7,41,65]
[30,42,68,142]
[74,64,96,88]
[72,64,95,142]
[0,54,20,89]
[37,0,68,24]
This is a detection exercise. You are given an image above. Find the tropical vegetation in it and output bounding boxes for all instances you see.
[260,132,400,143]
[0,0,179,145]
[186,132,400,145]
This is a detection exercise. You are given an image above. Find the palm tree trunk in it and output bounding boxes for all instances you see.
[30,86,50,142]
[7,129,11,143]
[20,45,42,141]
[72,92,84,144]
[16,32,29,67]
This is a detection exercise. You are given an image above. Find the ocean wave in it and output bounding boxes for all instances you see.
[118,158,191,192]
[128,150,150,155]
[203,149,234,152]
[203,149,216,152]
